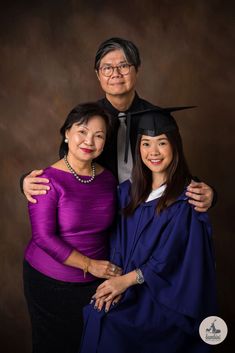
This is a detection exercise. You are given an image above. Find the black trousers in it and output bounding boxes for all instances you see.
[23,260,101,353]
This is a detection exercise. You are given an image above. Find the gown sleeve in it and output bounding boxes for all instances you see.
[28,174,73,263]
[139,201,217,322]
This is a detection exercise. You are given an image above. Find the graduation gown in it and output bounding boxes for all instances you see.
[80,181,217,353]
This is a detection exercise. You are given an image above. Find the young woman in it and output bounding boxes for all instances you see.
[23,103,122,353]
[80,108,217,353]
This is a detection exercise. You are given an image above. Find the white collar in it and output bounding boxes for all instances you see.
[145,184,166,202]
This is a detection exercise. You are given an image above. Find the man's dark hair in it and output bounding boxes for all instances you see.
[94,37,141,71]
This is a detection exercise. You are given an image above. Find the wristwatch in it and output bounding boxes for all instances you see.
[135,268,144,284]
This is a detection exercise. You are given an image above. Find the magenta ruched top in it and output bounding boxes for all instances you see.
[24,167,117,282]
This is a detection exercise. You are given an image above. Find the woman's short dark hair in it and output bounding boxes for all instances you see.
[94,37,141,71]
[59,102,111,158]
[124,130,192,215]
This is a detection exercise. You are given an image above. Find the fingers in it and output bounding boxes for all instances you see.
[187,181,212,195]
[187,182,206,194]
[186,182,213,212]
[29,169,44,177]
[194,206,208,212]
[28,189,49,195]
[104,293,115,302]
[188,199,209,212]
[23,172,50,200]
[88,260,122,279]
[104,299,112,312]
[92,297,113,313]
[29,177,50,185]
[109,294,122,309]
[93,282,117,301]
[91,292,108,309]
[27,182,50,191]
[26,177,50,189]
[113,294,122,304]
[185,191,206,202]
[25,193,37,204]
[93,287,111,300]
[24,186,50,202]
[99,263,122,278]
[103,294,121,313]
[95,297,106,312]
[90,294,122,313]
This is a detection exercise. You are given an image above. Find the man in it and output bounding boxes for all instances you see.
[22,37,214,210]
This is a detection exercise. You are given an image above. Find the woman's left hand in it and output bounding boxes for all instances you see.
[93,294,122,312]
[92,272,137,303]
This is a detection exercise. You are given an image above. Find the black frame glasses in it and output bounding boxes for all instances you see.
[98,63,133,77]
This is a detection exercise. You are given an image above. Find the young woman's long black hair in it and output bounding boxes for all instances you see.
[124,130,192,215]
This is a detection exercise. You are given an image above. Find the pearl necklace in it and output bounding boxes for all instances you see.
[63,155,96,184]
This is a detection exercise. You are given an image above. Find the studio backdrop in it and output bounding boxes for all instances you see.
[0,1,234,352]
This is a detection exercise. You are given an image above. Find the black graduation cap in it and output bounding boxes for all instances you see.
[123,106,196,162]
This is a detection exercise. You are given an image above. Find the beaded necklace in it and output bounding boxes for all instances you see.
[63,155,96,184]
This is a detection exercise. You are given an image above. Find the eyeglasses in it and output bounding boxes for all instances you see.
[98,63,133,77]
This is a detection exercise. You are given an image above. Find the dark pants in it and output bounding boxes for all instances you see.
[23,260,101,353]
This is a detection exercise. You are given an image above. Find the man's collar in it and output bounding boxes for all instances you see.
[103,92,140,116]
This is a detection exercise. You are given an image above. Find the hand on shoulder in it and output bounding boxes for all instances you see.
[186,180,214,212]
[23,169,50,203]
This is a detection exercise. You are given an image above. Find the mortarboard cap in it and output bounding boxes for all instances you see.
[122,106,196,162]
[137,106,196,137]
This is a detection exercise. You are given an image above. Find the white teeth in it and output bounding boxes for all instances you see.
[150,159,161,162]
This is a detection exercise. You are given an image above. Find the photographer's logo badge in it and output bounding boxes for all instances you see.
[199,316,228,345]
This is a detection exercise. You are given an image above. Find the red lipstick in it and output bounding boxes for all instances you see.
[80,148,93,153]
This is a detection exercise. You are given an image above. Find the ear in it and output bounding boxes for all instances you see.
[134,66,139,78]
[95,70,100,82]
[65,130,69,139]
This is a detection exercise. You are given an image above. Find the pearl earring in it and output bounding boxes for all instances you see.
[65,138,68,143]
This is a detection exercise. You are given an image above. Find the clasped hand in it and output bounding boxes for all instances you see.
[88,259,122,279]
[92,275,130,312]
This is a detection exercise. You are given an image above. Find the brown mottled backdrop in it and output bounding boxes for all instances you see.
[0,0,234,352]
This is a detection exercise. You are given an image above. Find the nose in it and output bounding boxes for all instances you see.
[84,134,94,146]
[150,148,160,156]
[111,66,122,77]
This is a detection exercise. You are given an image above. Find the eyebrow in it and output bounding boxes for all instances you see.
[141,137,168,141]
[101,60,128,66]
[75,124,105,133]
[74,123,88,129]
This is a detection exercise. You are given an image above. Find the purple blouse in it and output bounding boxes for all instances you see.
[24,167,117,282]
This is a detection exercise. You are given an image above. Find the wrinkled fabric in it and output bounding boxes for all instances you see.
[25,167,117,282]
[80,180,217,353]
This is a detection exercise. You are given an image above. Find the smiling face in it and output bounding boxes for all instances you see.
[96,49,138,99]
[140,134,173,183]
[65,115,106,165]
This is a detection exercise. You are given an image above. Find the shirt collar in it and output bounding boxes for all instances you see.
[103,92,141,116]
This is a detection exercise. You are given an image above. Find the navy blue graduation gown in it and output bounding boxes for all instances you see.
[80,180,217,353]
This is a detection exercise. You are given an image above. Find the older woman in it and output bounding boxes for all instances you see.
[23,102,121,353]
